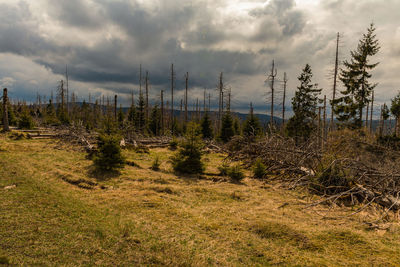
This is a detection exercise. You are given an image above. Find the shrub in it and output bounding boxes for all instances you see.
[171,123,204,174]
[151,156,161,171]
[227,164,245,182]
[218,163,245,182]
[218,162,230,176]
[253,158,267,179]
[312,161,352,195]
[93,134,125,171]
[169,138,178,150]
[18,110,35,129]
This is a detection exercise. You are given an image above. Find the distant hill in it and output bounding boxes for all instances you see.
[59,102,391,130]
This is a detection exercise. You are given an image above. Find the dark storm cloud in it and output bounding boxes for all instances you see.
[100,0,197,51]
[0,2,55,56]
[45,0,105,29]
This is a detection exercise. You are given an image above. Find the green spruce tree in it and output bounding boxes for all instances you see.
[171,122,205,174]
[380,103,390,135]
[149,104,161,136]
[220,112,234,143]
[333,23,380,129]
[200,112,213,139]
[117,104,125,128]
[285,64,321,142]
[233,117,241,136]
[135,91,146,132]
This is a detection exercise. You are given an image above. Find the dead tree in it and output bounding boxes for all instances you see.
[66,65,69,115]
[318,107,322,146]
[366,101,370,129]
[331,33,340,130]
[370,91,374,132]
[227,89,231,112]
[282,72,288,124]
[170,64,175,134]
[323,95,327,140]
[145,71,149,120]
[161,90,164,135]
[267,60,277,126]
[208,93,211,112]
[218,72,223,130]
[114,95,117,121]
[203,88,206,114]
[2,88,9,132]
[185,72,188,122]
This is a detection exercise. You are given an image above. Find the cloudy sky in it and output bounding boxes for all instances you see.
[0,0,399,115]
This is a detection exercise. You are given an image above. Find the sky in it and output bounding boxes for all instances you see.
[0,0,399,115]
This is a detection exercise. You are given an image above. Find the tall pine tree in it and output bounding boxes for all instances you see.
[285,64,321,142]
[333,23,380,129]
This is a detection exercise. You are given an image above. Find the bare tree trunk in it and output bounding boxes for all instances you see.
[366,101,369,129]
[161,90,164,135]
[171,64,175,134]
[203,88,206,114]
[180,99,183,122]
[370,91,374,133]
[282,72,287,125]
[114,95,117,121]
[2,88,9,132]
[227,89,231,112]
[208,93,211,113]
[66,65,69,115]
[318,107,322,147]
[379,106,383,136]
[221,91,224,114]
[185,72,188,123]
[60,80,65,114]
[218,72,223,130]
[323,95,326,140]
[145,71,149,121]
[331,32,340,131]
[269,60,277,127]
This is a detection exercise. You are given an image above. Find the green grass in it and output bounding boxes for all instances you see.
[1,133,400,266]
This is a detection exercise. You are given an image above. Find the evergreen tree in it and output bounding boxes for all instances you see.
[233,117,241,136]
[220,112,234,143]
[117,105,125,128]
[380,103,390,135]
[391,92,400,136]
[333,24,380,129]
[135,92,145,132]
[200,112,213,139]
[285,64,321,142]
[18,108,35,129]
[171,122,204,174]
[128,101,136,124]
[243,103,261,137]
[94,134,125,171]
[45,99,58,125]
[149,104,161,135]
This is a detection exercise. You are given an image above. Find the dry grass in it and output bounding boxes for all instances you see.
[1,132,400,266]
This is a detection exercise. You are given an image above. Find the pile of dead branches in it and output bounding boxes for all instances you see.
[227,131,400,213]
[55,124,97,152]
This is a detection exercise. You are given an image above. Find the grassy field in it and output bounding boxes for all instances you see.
[1,133,400,266]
